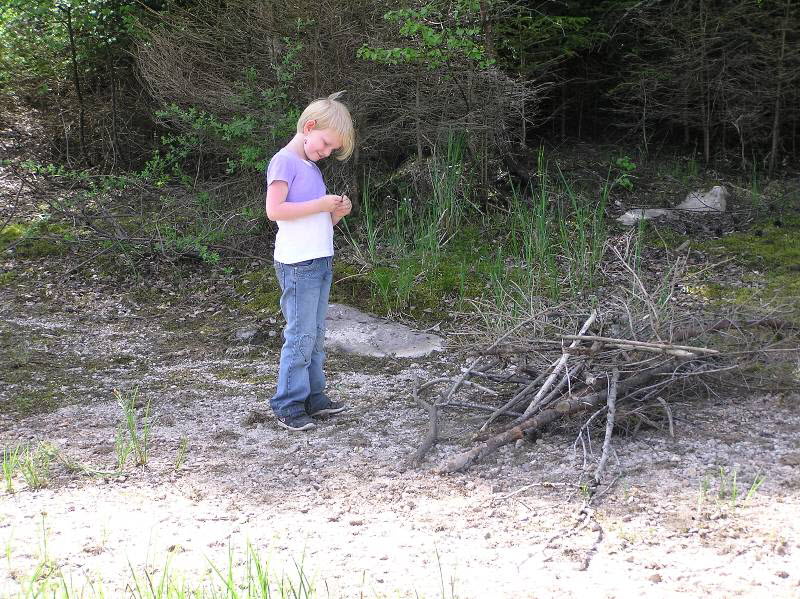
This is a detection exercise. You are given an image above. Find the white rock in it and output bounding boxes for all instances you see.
[676,186,728,212]
[616,185,729,226]
[616,208,670,225]
[324,304,443,358]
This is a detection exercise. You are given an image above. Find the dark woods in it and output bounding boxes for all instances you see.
[2,0,798,179]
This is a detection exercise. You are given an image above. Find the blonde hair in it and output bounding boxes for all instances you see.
[296,91,355,161]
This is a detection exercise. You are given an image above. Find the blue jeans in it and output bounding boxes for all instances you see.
[270,257,333,418]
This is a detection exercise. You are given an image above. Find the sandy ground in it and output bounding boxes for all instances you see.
[1,264,800,599]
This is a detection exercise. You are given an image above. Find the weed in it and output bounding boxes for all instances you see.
[4,532,12,572]
[114,424,134,471]
[612,155,637,191]
[17,443,54,490]
[702,467,766,510]
[175,437,189,471]
[579,482,591,499]
[115,388,152,468]
[698,476,711,507]
[744,472,765,503]
[2,445,21,493]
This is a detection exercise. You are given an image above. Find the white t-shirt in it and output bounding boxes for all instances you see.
[266,148,334,264]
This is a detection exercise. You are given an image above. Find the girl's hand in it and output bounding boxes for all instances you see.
[333,195,352,218]
[319,194,344,212]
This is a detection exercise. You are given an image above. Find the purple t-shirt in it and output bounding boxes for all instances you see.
[266,148,327,203]
[265,148,333,263]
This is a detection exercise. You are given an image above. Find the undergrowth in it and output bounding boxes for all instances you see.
[3,145,796,323]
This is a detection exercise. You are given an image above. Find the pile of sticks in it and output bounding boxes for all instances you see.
[407,304,797,479]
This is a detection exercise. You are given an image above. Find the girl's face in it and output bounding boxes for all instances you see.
[302,121,342,162]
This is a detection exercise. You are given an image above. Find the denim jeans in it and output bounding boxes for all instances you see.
[270,257,333,418]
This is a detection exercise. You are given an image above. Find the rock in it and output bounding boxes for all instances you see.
[616,185,728,226]
[649,574,663,583]
[233,326,266,344]
[324,303,443,358]
[617,208,670,226]
[676,186,728,212]
[779,452,800,466]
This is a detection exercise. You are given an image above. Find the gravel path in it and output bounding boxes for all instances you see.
[1,268,799,598]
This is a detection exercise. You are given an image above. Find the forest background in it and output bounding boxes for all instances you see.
[1,0,799,317]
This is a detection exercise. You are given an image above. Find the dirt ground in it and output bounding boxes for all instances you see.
[1,255,799,599]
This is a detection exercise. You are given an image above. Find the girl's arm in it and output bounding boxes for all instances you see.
[265,181,343,221]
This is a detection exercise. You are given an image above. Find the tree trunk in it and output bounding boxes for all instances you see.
[415,71,423,161]
[641,78,648,157]
[479,0,494,59]
[106,44,120,169]
[62,5,88,164]
[700,6,710,163]
[769,0,790,176]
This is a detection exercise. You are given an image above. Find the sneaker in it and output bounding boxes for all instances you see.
[276,413,316,431]
[308,400,347,418]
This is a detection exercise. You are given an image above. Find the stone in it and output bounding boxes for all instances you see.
[616,208,670,226]
[616,185,728,225]
[233,327,260,343]
[324,303,443,358]
[676,186,728,212]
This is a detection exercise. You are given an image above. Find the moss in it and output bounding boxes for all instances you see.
[331,261,374,312]
[0,270,17,286]
[690,217,800,315]
[234,269,281,314]
[700,216,800,273]
[0,223,26,244]
[1,221,74,258]
[7,388,62,416]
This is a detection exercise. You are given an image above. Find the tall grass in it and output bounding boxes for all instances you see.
[425,132,470,250]
[503,148,607,305]
[2,445,21,493]
[557,163,607,293]
[340,144,613,316]
[115,388,152,468]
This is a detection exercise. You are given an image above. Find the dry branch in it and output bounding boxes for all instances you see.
[513,310,598,424]
[560,335,718,356]
[407,251,798,478]
[594,367,620,487]
[406,380,439,468]
[439,360,682,473]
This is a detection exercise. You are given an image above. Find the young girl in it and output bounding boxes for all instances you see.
[265,92,355,431]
